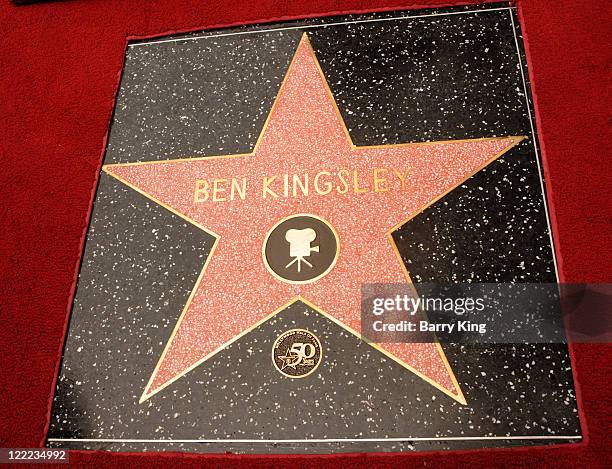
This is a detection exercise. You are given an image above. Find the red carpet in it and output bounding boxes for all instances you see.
[1,0,610,467]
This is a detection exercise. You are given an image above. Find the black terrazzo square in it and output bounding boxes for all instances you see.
[47,3,582,453]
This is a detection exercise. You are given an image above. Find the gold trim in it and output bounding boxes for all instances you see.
[262,213,340,285]
[102,33,526,405]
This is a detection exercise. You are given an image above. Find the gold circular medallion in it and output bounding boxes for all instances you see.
[272,329,323,378]
[263,214,339,284]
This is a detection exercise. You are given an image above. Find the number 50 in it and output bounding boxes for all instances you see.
[290,342,315,361]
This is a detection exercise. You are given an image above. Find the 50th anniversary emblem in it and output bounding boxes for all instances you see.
[272,329,323,378]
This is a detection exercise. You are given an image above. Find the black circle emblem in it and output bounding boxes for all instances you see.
[272,329,323,378]
[263,214,339,284]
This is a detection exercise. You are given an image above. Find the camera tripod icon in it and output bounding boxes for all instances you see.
[284,228,319,272]
[263,214,338,284]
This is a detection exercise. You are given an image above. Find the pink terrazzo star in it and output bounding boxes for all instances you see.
[104,34,523,404]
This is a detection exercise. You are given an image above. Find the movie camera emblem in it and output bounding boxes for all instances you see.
[272,329,323,378]
[263,214,339,284]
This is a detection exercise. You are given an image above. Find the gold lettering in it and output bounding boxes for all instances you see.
[336,170,349,194]
[353,170,367,193]
[292,173,309,197]
[230,177,247,200]
[394,168,412,190]
[194,179,210,203]
[197,168,412,202]
[212,179,227,202]
[314,171,332,195]
[263,176,278,198]
[373,168,388,192]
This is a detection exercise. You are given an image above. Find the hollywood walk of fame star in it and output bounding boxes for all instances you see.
[103,34,523,404]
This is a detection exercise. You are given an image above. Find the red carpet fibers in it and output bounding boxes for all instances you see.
[1,0,610,467]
